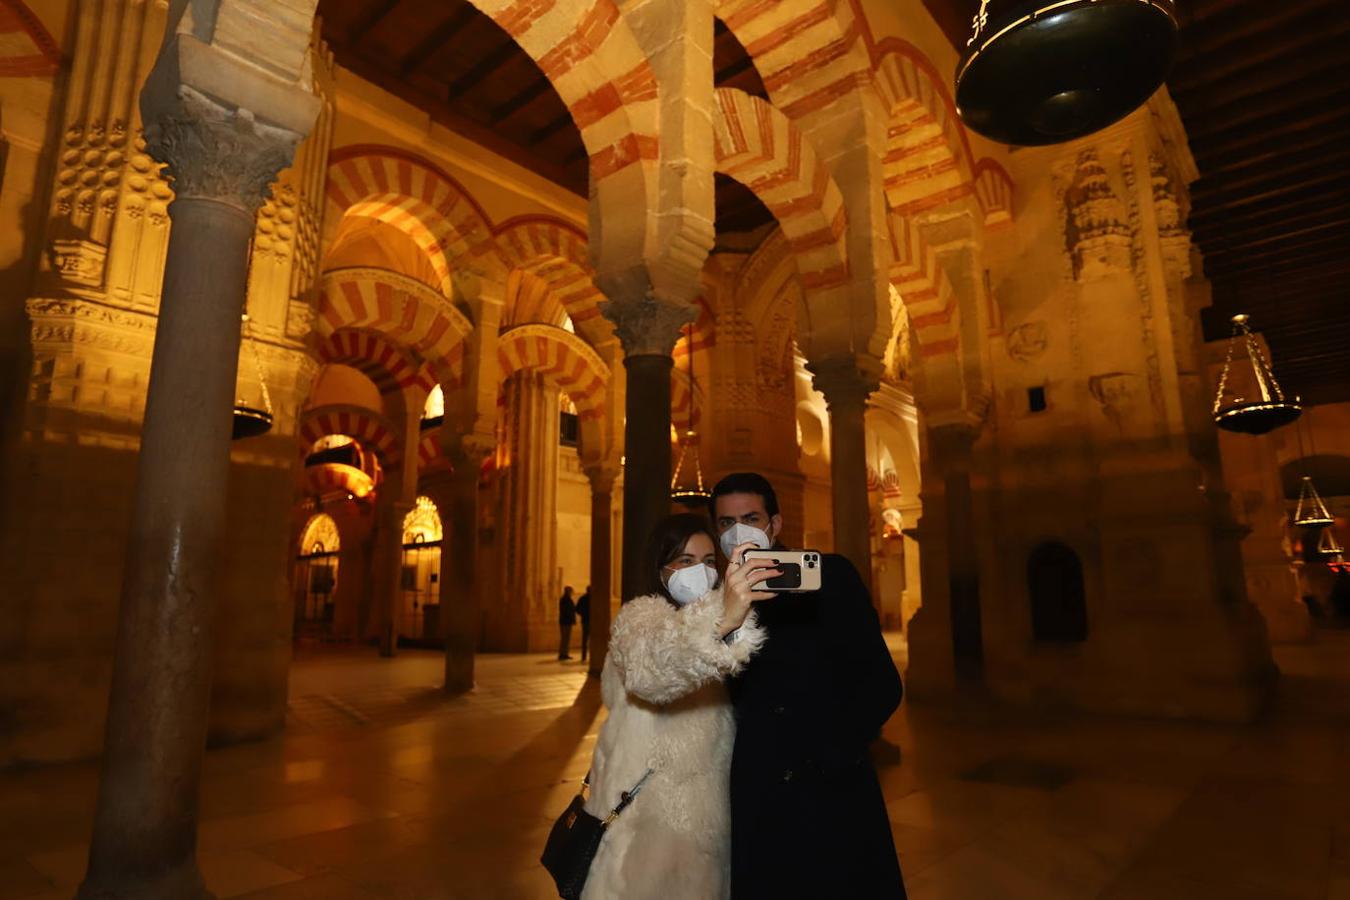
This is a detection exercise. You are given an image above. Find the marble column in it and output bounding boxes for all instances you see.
[585,464,619,675]
[442,436,493,692]
[602,294,694,604]
[929,421,984,681]
[491,371,560,650]
[808,353,882,585]
[78,73,317,900]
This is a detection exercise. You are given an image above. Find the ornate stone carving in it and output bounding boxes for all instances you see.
[1088,371,1144,431]
[1119,151,1167,422]
[1006,321,1048,363]
[1150,153,1192,278]
[1065,149,1131,281]
[142,86,304,214]
[598,293,696,358]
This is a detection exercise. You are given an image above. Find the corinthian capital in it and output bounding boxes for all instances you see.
[807,353,883,413]
[598,293,696,358]
[142,85,303,215]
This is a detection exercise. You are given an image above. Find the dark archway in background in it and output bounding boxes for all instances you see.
[1028,542,1088,643]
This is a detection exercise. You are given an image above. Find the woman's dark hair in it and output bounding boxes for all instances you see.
[639,513,716,604]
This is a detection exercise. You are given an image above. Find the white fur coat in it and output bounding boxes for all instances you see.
[580,588,765,900]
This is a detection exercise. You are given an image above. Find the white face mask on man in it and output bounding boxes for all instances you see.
[718,522,773,561]
[664,563,717,606]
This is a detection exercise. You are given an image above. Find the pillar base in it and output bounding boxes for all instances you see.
[77,860,213,900]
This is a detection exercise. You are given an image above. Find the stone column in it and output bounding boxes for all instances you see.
[370,486,413,657]
[439,274,500,684]
[929,421,984,681]
[601,294,695,603]
[490,371,560,650]
[78,35,319,900]
[808,353,882,583]
[441,435,493,692]
[584,464,619,675]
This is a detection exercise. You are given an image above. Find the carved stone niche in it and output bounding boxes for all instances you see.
[1065,149,1132,282]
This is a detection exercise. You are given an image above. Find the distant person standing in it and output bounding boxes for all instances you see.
[558,586,577,660]
[576,585,592,663]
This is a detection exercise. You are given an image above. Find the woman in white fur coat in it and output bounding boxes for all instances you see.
[579,513,779,900]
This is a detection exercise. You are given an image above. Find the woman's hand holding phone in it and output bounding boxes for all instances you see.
[721,541,781,632]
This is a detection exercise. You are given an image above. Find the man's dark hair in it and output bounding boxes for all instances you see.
[640,512,716,604]
[709,472,780,520]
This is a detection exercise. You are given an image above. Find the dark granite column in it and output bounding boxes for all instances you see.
[601,294,694,604]
[584,464,619,675]
[77,82,313,900]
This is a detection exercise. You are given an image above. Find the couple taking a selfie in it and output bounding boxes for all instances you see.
[542,472,907,899]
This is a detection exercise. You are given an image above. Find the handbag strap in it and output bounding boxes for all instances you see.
[579,768,652,825]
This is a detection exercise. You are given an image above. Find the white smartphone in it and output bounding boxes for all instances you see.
[742,550,823,592]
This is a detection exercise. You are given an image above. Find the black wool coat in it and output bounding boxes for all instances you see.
[727,553,906,899]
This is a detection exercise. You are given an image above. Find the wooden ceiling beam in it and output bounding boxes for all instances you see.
[345,0,403,44]
[1205,240,1350,280]
[1196,119,1350,179]
[1189,175,1348,225]
[446,37,520,97]
[1171,49,1346,116]
[1187,104,1345,160]
[397,5,478,76]
[1178,78,1349,141]
[1192,193,1350,240]
[1195,205,1350,252]
[1193,145,1350,200]
[490,77,552,121]
[1170,4,1347,90]
[1176,0,1326,55]
[529,112,575,145]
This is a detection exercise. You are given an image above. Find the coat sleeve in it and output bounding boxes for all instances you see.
[609,590,766,706]
[823,555,903,753]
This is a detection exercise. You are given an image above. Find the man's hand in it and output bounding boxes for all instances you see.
[721,541,780,633]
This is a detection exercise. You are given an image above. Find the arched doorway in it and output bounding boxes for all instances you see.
[296,513,341,638]
[1028,542,1088,643]
[400,496,443,644]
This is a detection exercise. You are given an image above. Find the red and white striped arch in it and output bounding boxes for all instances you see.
[299,405,401,468]
[888,212,960,360]
[313,330,440,396]
[495,216,609,340]
[304,463,375,500]
[713,88,850,295]
[417,431,450,473]
[874,40,1014,226]
[716,0,874,120]
[464,0,660,267]
[316,268,471,389]
[0,1,59,76]
[325,148,505,295]
[497,324,609,420]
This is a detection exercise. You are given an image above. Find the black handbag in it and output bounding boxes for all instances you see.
[540,768,652,900]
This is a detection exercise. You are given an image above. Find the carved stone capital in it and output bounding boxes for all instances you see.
[583,464,621,494]
[445,431,495,478]
[807,353,882,413]
[598,293,696,358]
[142,86,304,215]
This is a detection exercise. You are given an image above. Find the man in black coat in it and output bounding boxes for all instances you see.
[557,586,576,661]
[712,472,906,899]
[575,586,592,662]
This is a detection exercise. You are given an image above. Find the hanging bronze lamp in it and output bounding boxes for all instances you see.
[670,325,710,508]
[955,0,1179,146]
[1212,314,1301,436]
[1294,476,1335,528]
[232,312,275,440]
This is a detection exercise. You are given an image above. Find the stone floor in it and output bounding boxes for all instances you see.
[6,633,1350,899]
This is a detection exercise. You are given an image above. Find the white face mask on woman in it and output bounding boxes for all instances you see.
[664,563,717,606]
[718,522,773,561]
